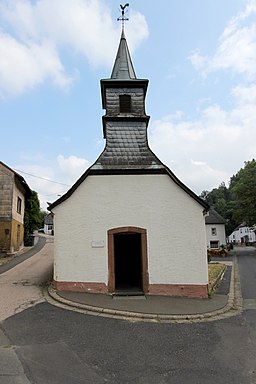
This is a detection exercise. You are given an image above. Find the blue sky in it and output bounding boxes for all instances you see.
[1,0,256,210]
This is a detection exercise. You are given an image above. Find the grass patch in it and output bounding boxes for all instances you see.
[208,263,226,294]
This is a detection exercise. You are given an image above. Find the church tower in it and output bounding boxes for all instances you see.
[91,30,164,171]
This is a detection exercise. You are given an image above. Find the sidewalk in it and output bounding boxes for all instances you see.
[47,256,241,322]
[1,238,241,322]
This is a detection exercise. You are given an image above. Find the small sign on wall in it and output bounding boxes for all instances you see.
[91,240,105,248]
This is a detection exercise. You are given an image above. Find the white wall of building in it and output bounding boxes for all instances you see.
[205,224,226,249]
[44,224,53,235]
[229,226,256,243]
[52,174,208,286]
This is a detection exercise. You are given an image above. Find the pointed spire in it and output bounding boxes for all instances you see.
[111,30,136,80]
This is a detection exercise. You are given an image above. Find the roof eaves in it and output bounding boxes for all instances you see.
[163,166,209,212]
[206,209,226,224]
[48,167,92,211]
[0,161,31,196]
[48,164,209,213]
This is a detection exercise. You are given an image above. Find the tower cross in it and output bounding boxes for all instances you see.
[117,3,129,30]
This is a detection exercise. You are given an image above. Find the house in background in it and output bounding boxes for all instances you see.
[205,209,226,249]
[228,224,256,245]
[44,213,54,235]
[49,30,209,298]
[0,161,31,254]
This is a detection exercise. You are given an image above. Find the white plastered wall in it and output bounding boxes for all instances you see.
[52,174,208,285]
[206,224,226,248]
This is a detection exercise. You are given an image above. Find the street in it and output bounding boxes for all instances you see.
[0,235,53,321]
[0,241,256,384]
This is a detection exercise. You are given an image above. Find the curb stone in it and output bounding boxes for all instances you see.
[45,256,242,323]
[208,263,227,292]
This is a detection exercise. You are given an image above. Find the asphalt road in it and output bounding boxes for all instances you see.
[236,246,256,299]
[1,244,256,384]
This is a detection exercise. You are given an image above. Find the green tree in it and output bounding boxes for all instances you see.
[200,182,230,218]
[200,182,236,235]
[200,159,256,236]
[24,190,41,241]
[229,159,256,226]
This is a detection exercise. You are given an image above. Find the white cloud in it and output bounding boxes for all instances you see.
[57,154,90,185]
[149,83,256,194]
[189,51,208,72]
[0,0,148,97]
[0,31,72,97]
[231,84,256,105]
[16,154,91,210]
[189,1,256,79]
[165,1,256,194]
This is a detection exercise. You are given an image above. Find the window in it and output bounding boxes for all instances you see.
[211,227,217,236]
[210,241,219,249]
[119,95,131,113]
[17,197,22,214]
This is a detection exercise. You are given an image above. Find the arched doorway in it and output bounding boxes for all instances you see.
[108,227,149,294]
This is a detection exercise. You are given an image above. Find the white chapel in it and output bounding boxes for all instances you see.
[49,28,209,298]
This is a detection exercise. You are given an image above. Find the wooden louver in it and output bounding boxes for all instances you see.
[119,95,131,113]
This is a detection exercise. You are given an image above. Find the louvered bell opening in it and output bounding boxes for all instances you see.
[119,95,131,113]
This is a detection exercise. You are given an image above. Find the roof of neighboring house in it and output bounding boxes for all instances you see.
[233,223,247,231]
[205,209,226,224]
[44,213,54,225]
[0,161,31,196]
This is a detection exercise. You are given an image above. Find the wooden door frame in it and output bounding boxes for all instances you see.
[108,226,149,293]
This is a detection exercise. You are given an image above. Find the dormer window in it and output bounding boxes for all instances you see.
[119,95,131,113]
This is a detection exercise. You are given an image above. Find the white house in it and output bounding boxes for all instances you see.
[44,213,54,235]
[229,224,256,245]
[49,30,209,298]
[205,209,226,249]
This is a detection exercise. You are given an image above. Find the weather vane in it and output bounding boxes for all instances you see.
[117,3,129,29]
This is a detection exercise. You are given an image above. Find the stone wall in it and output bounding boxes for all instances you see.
[0,163,25,253]
[0,163,13,220]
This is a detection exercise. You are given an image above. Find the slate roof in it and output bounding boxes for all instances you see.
[91,121,164,170]
[233,222,247,230]
[205,209,226,224]
[111,30,136,80]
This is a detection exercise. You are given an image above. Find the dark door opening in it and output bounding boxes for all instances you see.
[114,233,143,293]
